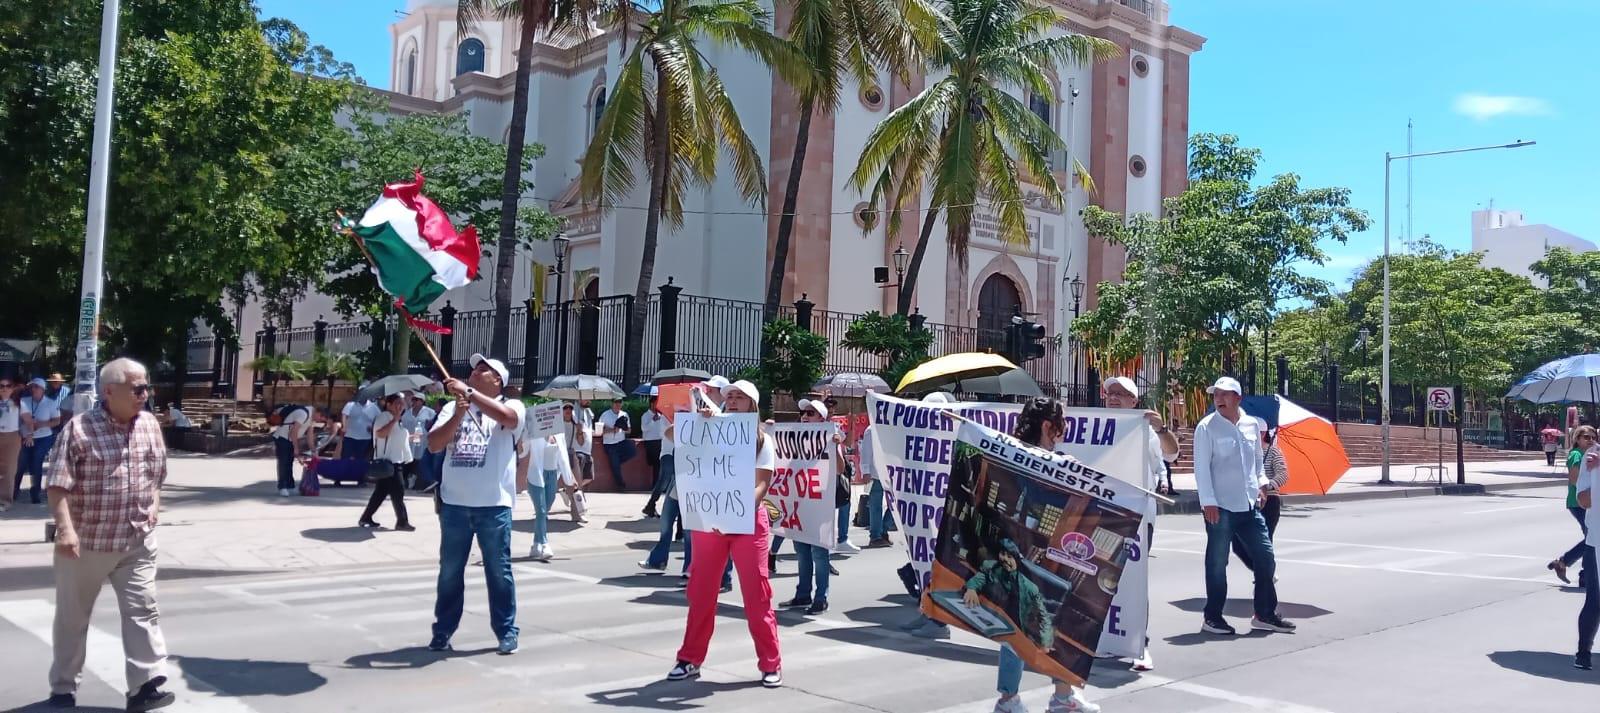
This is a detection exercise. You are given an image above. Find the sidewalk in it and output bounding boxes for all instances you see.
[0,454,672,582]
[1162,455,1561,513]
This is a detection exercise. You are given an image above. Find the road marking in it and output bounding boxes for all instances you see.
[1162,530,1542,561]
[1462,503,1545,515]
[3,599,262,712]
[1132,673,1340,712]
[1159,547,1548,584]
[927,672,1339,713]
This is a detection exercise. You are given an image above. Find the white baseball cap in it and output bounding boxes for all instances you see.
[1206,376,1243,396]
[706,375,731,390]
[1102,376,1139,399]
[649,385,660,397]
[723,379,760,405]
[922,391,956,404]
[469,353,510,385]
[796,398,829,420]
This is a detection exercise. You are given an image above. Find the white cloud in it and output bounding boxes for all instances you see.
[1452,93,1552,121]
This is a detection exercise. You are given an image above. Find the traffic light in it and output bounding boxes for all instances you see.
[1017,318,1046,363]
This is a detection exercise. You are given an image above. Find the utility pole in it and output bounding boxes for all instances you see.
[71,0,123,413]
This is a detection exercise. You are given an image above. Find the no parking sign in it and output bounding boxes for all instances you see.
[1426,386,1455,412]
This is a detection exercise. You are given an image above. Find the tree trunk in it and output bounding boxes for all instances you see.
[765,95,815,320]
[489,9,542,359]
[623,67,673,390]
[393,320,412,376]
[896,206,941,315]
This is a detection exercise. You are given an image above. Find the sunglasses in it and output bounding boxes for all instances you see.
[128,383,151,395]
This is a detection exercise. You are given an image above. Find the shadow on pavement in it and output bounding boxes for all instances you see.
[1488,650,1598,684]
[344,645,498,670]
[172,655,327,696]
[586,679,763,710]
[160,479,373,509]
[809,623,995,667]
[605,518,665,535]
[1,702,122,713]
[511,519,581,535]
[1166,597,1334,620]
[300,527,376,543]
[600,573,691,589]
[1162,630,1275,647]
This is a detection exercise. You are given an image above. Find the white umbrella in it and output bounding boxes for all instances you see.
[1506,354,1600,404]
[535,374,626,401]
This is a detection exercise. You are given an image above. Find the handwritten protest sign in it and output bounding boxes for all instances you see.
[927,418,1150,687]
[768,422,838,548]
[525,401,565,440]
[673,412,759,534]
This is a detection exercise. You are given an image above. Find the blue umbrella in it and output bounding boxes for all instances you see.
[1506,354,1600,404]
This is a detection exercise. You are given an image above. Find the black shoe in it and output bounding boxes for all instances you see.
[897,563,921,599]
[806,599,829,615]
[394,523,416,532]
[358,519,380,528]
[828,564,840,576]
[126,676,174,712]
[642,505,660,518]
[428,634,453,652]
[1202,618,1238,635]
[1577,651,1593,670]
[768,553,777,572]
[47,693,75,708]
[782,596,812,608]
[866,537,893,548]
[1250,615,1297,633]
[720,581,734,593]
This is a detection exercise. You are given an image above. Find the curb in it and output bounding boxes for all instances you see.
[1157,479,1564,515]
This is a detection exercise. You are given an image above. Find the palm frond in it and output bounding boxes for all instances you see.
[579,43,650,207]
[702,67,767,205]
[849,76,957,191]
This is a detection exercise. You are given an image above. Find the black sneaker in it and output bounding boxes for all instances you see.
[47,693,75,708]
[427,634,453,652]
[1251,615,1297,633]
[896,563,921,599]
[719,581,734,593]
[497,634,519,655]
[806,599,829,615]
[358,519,380,528]
[126,675,174,712]
[782,596,812,608]
[1576,651,1593,670]
[866,537,893,548]
[394,523,416,532]
[667,661,701,681]
[1202,618,1237,635]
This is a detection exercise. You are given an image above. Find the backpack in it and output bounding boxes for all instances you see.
[274,404,306,422]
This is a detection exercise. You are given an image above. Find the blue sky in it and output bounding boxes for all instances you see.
[256,0,1592,290]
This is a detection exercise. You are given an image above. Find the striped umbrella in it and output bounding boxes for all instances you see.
[1238,395,1351,496]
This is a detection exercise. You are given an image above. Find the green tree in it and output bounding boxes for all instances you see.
[457,0,598,360]
[577,0,806,388]
[850,0,1116,314]
[762,0,928,317]
[754,319,829,400]
[841,311,933,388]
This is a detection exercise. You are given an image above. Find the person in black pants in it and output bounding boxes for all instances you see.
[359,394,413,531]
[1576,459,1597,670]
[1235,427,1287,573]
[640,393,667,517]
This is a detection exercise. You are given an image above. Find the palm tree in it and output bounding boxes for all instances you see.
[850,0,1117,315]
[761,0,930,318]
[458,0,596,359]
[577,0,806,388]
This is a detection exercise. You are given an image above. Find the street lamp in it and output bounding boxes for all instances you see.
[892,244,909,283]
[1068,274,1084,404]
[1381,139,1534,483]
[1357,327,1370,422]
[551,232,570,374]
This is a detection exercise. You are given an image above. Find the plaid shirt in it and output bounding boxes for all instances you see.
[45,406,167,553]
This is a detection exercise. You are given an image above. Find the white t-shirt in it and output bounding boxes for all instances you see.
[1579,451,1599,547]
[641,409,667,441]
[21,395,60,439]
[433,399,526,508]
[0,400,18,433]
[342,401,380,440]
[271,407,311,442]
[755,431,776,472]
[568,409,593,455]
[600,409,630,445]
[373,412,414,464]
[857,427,875,476]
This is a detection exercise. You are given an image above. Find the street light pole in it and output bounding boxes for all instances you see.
[1381,139,1534,483]
[71,0,123,414]
[552,233,570,375]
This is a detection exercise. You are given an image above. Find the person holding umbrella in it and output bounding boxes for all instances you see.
[1551,425,1596,585]
[1544,423,1566,467]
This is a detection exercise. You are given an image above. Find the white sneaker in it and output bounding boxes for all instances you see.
[1046,690,1100,713]
[993,695,1029,713]
[835,540,863,554]
[1131,650,1155,671]
[537,544,554,561]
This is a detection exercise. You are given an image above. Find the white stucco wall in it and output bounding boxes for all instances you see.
[1125,50,1163,218]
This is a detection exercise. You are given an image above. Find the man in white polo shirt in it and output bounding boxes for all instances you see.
[426,354,526,656]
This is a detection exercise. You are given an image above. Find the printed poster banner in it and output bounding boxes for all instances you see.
[831,413,870,483]
[927,418,1150,687]
[866,392,1155,659]
[526,401,565,440]
[767,422,838,548]
[673,412,759,534]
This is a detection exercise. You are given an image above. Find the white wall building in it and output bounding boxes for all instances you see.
[217,0,1203,395]
[1471,208,1594,286]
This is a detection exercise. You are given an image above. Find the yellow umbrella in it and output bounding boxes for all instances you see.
[897,352,1028,394]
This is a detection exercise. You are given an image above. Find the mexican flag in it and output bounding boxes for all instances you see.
[351,171,480,315]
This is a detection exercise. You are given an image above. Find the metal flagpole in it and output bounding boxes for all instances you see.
[71,0,123,414]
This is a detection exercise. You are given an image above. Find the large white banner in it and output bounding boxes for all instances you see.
[673,412,760,534]
[866,392,1154,658]
[767,422,838,548]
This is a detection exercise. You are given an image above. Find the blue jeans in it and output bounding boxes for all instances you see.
[997,643,1023,695]
[343,437,372,461]
[433,504,517,641]
[528,470,559,546]
[1204,507,1278,621]
[646,496,684,569]
[603,441,628,490]
[837,500,851,544]
[273,437,297,490]
[869,479,894,540]
[795,543,831,600]
[16,433,55,502]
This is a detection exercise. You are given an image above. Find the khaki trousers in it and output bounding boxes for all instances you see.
[50,531,167,696]
[0,431,18,508]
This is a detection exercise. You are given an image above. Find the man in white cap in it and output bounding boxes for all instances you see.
[426,353,527,655]
[1193,376,1294,637]
[1100,376,1179,671]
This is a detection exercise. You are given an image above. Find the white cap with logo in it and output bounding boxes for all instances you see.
[1205,376,1243,396]
[469,353,510,385]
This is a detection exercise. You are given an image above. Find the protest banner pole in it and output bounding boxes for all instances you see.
[941,410,1175,506]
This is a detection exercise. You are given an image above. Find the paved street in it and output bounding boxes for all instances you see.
[0,457,1594,712]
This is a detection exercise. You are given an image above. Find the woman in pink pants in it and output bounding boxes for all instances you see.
[667,379,782,687]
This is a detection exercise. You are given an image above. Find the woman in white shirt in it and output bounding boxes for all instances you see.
[358,394,414,531]
[520,428,572,562]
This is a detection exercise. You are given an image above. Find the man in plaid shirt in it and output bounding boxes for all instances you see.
[44,358,175,712]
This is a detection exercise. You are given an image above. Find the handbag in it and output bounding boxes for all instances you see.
[366,458,396,482]
[836,458,854,507]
